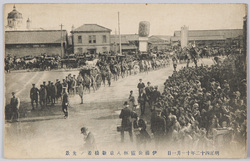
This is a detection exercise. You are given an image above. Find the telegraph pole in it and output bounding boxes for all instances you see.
[60,24,64,58]
[118,12,122,55]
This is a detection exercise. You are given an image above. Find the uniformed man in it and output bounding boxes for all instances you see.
[62,87,69,118]
[81,127,97,150]
[151,107,166,149]
[10,92,20,122]
[39,84,47,108]
[119,101,134,143]
[55,79,62,103]
[62,79,68,92]
[30,84,39,110]
[50,82,56,105]
[152,86,161,109]
[145,82,152,106]
[47,81,51,104]
[137,79,145,97]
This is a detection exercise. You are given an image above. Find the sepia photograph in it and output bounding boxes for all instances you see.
[3,3,247,159]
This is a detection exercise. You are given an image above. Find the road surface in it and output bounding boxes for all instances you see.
[5,59,214,158]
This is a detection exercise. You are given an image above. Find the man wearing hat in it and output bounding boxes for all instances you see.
[119,101,134,143]
[62,87,69,118]
[39,84,47,108]
[55,79,62,103]
[81,127,96,150]
[137,79,145,97]
[50,81,57,106]
[30,83,39,110]
[151,86,161,111]
[151,107,166,149]
[10,92,20,122]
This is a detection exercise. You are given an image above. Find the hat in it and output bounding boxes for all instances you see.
[123,101,128,105]
[56,79,59,81]
[43,81,46,83]
[147,82,151,84]
[81,127,88,134]
[32,83,35,85]
[12,92,15,95]
[154,85,158,89]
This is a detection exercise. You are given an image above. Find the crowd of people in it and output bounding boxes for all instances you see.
[119,52,246,152]
[5,54,61,72]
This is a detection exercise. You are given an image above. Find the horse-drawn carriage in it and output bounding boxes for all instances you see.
[79,66,102,92]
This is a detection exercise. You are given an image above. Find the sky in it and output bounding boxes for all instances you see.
[4,3,247,36]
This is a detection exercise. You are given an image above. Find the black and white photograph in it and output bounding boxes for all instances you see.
[3,3,247,159]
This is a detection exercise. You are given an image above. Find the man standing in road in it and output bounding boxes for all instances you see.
[39,84,47,109]
[62,87,69,118]
[119,101,134,143]
[50,82,56,106]
[151,107,166,149]
[81,127,96,150]
[78,82,84,104]
[30,83,39,110]
[137,79,145,97]
[55,79,62,103]
[10,92,20,122]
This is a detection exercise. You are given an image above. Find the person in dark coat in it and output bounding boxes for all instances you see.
[137,79,145,97]
[62,88,69,118]
[119,101,134,143]
[39,85,47,108]
[81,127,97,150]
[151,108,166,149]
[138,89,147,116]
[30,83,39,110]
[55,79,62,103]
[10,92,20,122]
[50,82,56,105]
[133,117,151,147]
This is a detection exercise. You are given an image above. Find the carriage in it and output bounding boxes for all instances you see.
[79,66,102,91]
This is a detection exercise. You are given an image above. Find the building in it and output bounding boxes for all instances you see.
[6,5,23,30]
[110,35,138,54]
[5,30,68,57]
[148,35,172,52]
[171,28,243,48]
[71,24,111,54]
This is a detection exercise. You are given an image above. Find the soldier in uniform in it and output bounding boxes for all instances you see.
[50,82,56,105]
[62,87,69,118]
[30,84,39,110]
[55,79,62,103]
[119,101,134,143]
[10,92,20,122]
[62,79,68,92]
[151,108,166,149]
[39,84,47,109]
[137,79,145,97]
[47,81,51,105]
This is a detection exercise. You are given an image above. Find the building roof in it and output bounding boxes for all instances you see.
[122,34,139,41]
[174,29,243,38]
[149,35,172,42]
[110,35,129,44]
[8,5,23,19]
[5,30,67,45]
[73,24,111,33]
[172,29,243,42]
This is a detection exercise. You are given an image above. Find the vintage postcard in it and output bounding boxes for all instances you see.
[4,3,247,159]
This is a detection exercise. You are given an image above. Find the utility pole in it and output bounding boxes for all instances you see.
[60,24,64,58]
[118,12,122,55]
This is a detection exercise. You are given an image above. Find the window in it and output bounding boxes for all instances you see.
[89,35,96,44]
[92,35,96,43]
[78,36,82,43]
[89,36,92,43]
[102,35,107,43]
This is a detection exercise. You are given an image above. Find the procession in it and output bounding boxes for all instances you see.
[4,4,247,159]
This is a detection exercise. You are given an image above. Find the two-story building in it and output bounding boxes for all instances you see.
[71,24,111,54]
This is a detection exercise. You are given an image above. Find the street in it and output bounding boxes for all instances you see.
[5,59,214,158]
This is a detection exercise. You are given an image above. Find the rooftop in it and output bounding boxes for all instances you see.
[5,30,68,44]
[73,24,112,32]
